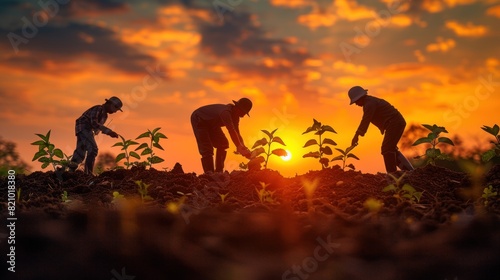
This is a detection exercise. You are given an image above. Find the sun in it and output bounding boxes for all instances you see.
[281,150,292,161]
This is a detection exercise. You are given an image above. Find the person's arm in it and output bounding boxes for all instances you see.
[220,110,250,157]
[89,106,117,137]
[352,99,376,145]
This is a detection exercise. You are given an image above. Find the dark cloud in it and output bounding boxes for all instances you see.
[62,0,130,17]
[0,22,157,74]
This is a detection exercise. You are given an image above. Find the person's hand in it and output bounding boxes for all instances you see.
[237,146,251,159]
[108,131,119,138]
[351,134,359,147]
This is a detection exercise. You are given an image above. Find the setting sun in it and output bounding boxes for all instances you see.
[281,150,292,161]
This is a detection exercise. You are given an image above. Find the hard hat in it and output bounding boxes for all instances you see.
[105,96,123,111]
[233,98,252,116]
[348,86,368,105]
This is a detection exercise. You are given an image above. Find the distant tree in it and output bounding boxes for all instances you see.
[0,137,30,176]
[94,152,117,174]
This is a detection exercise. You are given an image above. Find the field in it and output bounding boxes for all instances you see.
[1,164,500,280]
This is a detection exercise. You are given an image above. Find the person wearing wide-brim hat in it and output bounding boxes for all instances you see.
[67,97,123,174]
[191,98,253,173]
[348,86,413,173]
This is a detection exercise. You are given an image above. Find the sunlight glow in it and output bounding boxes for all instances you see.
[281,150,292,161]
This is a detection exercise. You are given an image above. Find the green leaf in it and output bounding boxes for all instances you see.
[136,131,151,139]
[402,184,416,193]
[151,127,161,135]
[251,147,266,157]
[53,148,64,158]
[303,151,321,158]
[482,150,496,162]
[302,126,315,135]
[135,143,149,151]
[303,139,318,148]
[149,156,164,164]
[413,191,422,202]
[141,148,153,155]
[30,140,46,146]
[493,124,499,136]
[345,144,355,154]
[41,162,50,169]
[272,136,286,146]
[155,132,167,139]
[319,157,329,167]
[321,146,333,155]
[347,154,360,160]
[427,132,437,140]
[262,129,274,139]
[412,137,431,146]
[271,148,287,157]
[422,124,434,131]
[116,153,126,163]
[38,157,50,163]
[382,184,397,192]
[312,119,321,129]
[47,144,55,153]
[35,133,48,142]
[112,142,124,147]
[334,148,346,156]
[321,125,337,134]
[252,138,268,149]
[347,163,355,170]
[426,148,441,158]
[129,151,141,160]
[438,137,454,146]
[331,155,344,161]
[32,150,48,161]
[153,142,164,150]
[127,140,140,146]
[46,130,51,140]
[322,138,337,146]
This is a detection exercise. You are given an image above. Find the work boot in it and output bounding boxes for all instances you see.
[215,149,227,172]
[201,156,215,173]
[396,151,414,171]
[67,161,79,172]
[383,152,397,173]
[84,157,96,175]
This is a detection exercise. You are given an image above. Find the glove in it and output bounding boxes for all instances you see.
[108,131,119,138]
[237,146,252,159]
[351,134,359,147]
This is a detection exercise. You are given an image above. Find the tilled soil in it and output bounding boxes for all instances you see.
[1,164,500,280]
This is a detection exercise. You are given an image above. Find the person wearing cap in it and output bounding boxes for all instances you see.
[67,97,123,174]
[348,86,413,173]
[191,98,253,173]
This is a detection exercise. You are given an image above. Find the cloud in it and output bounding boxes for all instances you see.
[407,0,476,14]
[445,20,487,37]
[426,37,456,52]
[270,0,313,9]
[297,6,338,29]
[62,0,130,17]
[486,5,500,18]
[0,22,158,75]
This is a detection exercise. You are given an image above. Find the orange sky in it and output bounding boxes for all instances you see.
[1,0,499,177]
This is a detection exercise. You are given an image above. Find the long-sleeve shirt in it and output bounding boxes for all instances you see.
[356,95,403,136]
[75,105,110,135]
[192,104,245,147]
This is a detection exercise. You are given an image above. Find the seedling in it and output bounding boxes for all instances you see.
[166,196,187,214]
[255,182,277,204]
[111,191,125,204]
[31,130,66,170]
[219,192,229,203]
[135,180,153,202]
[61,191,71,203]
[16,188,21,203]
[249,128,287,170]
[412,124,454,165]
[302,119,337,169]
[302,177,319,212]
[112,135,141,169]
[480,124,500,162]
[382,173,422,204]
[364,198,384,213]
[331,144,360,170]
[482,185,498,207]
[135,127,167,169]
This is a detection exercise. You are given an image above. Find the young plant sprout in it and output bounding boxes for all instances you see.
[135,127,168,169]
[249,128,287,170]
[482,185,498,207]
[382,173,422,204]
[135,180,153,202]
[480,124,500,162]
[331,144,360,170]
[412,124,454,165]
[302,119,337,169]
[61,191,71,203]
[31,130,66,170]
[112,135,141,169]
[255,182,277,204]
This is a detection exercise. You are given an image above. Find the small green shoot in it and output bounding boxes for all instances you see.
[382,173,422,204]
[135,127,168,169]
[249,128,287,170]
[302,119,337,169]
[111,191,125,204]
[219,193,229,203]
[112,135,141,169]
[61,191,71,203]
[364,198,384,213]
[16,188,21,203]
[135,180,153,202]
[256,182,277,204]
[166,196,187,214]
[331,145,360,170]
[412,124,454,165]
[480,124,500,162]
[302,178,319,212]
[482,185,498,207]
[31,130,66,170]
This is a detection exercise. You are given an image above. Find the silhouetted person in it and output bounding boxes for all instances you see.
[191,98,253,173]
[68,97,122,174]
[348,86,413,173]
